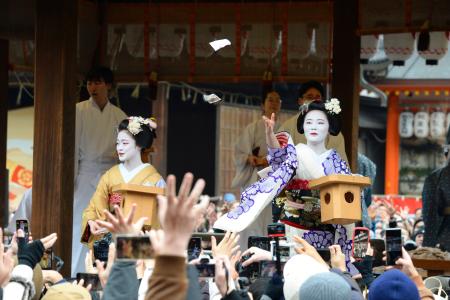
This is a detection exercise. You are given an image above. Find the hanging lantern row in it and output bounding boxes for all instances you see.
[384,89,450,97]
[399,110,449,139]
[361,31,449,66]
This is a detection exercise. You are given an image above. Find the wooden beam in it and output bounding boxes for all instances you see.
[0,39,8,228]
[106,2,331,24]
[115,74,328,84]
[331,0,360,172]
[33,0,78,277]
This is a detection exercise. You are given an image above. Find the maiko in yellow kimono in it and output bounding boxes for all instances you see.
[81,163,164,248]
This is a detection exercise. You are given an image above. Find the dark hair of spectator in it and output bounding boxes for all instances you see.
[86,66,114,85]
[298,80,325,99]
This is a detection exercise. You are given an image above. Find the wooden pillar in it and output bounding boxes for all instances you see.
[331,0,360,172]
[384,94,400,194]
[0,39,8,228]
[151,82,168,177]
[33,0,78,276]
[91,0,108,67]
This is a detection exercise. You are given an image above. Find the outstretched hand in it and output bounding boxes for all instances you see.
[0,229,14,287]
[329,245,346,272]
[293,236,329,268]
[96,243,116,288]
[149,173,209,257]
[241,246,272,267]
[262,113,281,149]
[262,112,276,134]
[385,247,419,279]
[211,231,240,259]
[96,204,147,235]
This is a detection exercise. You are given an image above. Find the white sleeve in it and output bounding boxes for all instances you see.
[3,265,34,300]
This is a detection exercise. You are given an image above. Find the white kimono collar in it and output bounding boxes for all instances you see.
[119,163,150,183]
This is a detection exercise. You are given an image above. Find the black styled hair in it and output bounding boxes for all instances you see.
[118,118,156,151]
[298,80,325,99]
[296,101,341,136]
[86,66,114,85]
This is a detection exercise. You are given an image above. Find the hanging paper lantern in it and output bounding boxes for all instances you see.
[430,110,446,138]
[384,33,415,66]
[399,110,414,138]
[418,31,448,65]
[414,110,430,138]
[360,35,378,64]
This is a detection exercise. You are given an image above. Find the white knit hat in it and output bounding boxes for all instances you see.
[283,254,329,300]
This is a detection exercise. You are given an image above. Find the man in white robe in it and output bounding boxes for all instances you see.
[231,91,281,250]
[71,67,127,276]
[279,80,348,163]
[8,67,127,277]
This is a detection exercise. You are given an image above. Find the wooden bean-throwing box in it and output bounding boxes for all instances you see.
[308,174,371,225]
[111,184,165,229]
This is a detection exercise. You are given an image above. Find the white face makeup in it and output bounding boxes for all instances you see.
[303,110,329,144]
[116,130,141,162]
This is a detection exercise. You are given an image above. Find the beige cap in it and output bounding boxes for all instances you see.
[42,283,91,300]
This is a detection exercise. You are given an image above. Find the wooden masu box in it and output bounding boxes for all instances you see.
[309,174,371,225]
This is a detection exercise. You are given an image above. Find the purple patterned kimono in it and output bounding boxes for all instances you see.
[214,134,357,272]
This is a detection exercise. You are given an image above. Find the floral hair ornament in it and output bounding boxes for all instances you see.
[324,98,342,115]
[127,116,157,135]
[299,98,341,115]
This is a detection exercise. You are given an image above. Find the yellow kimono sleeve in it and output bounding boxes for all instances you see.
[81,171,110,246]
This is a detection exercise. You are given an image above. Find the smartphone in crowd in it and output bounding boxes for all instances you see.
[116,235,153,261]
[316,248,331,263]
[267,223,286,238]
[195,264,216,278]
[76,273,102,291]
[369,239,385,267]
[352,227,370,260]
[259,260,286,278]
[192,232,225,250]
[16,219,30,240]
[385,228,402,265]
[247,236,270,251]
[188,237,202,261]
[40,248,53,270]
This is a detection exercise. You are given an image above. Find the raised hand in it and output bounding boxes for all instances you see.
[215,255,235,297]
[0,228,14,287]
[95,243,116,288]
[149,173,209,257]
[96,204,147,235]
[293,236,329,268]
[88,220,107,236]
[263,112,276,134]
[73,278,92,292]
[262,113,281,149]
[211,231,240,259]
[240,246,272,267]
[329,244,346,272]
[85,250,97,274]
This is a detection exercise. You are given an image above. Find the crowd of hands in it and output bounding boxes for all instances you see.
[0,172,424,299]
